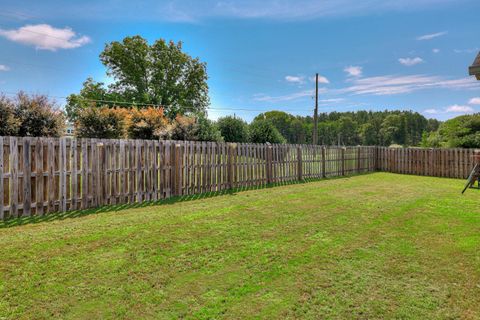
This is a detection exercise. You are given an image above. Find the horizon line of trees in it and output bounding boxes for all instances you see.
[3,90,480,148]
[0,90,445,146]
[1,35,477,148]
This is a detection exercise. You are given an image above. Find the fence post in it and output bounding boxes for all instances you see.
[341,147,346,176]
[297,146,303,181]
[174,143,183,196]
[322,146,326,178]
[266,143,273,184]
[227,143,236,189]
[23,137,31,216]
[356,147,361,173]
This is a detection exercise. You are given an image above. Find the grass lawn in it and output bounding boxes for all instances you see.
[1,173,480,319]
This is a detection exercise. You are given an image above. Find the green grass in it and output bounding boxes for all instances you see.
[1,172,479,319]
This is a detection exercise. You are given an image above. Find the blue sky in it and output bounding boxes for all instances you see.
[0,0,479,122]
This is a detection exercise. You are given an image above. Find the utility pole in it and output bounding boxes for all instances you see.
[312,73,319,145]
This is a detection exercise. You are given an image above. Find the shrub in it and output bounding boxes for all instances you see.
[248,119,286,144]
[170,114,223,142]
[0,95,19,136]
[14,92,65,137]
[0,92,66,137]
[127,107,171,139]
[75,106,128,139]
[216,116,249,142]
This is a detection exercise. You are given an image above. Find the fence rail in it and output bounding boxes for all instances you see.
[0,136,477,220]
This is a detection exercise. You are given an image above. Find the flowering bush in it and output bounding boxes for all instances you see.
[127,107,172,140]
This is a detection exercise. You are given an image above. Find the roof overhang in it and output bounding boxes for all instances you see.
[469,52,480,80]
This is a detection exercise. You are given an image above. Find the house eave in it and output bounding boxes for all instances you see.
[470,52,480,80]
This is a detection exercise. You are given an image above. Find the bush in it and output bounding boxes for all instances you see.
[216,116,249,142]
[170,115,223,142]
[127,107,171,140]
[248,119,286,144]
[422,114,480,148]
[0,95,19,136]
[0,92,65,137]
[14,92,65,137]
[75,107,128,139]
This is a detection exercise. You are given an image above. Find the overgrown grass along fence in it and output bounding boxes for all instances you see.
[0,136,477,219]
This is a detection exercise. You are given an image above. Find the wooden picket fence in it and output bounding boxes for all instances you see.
[0,136,478,220]
[0,137,376,219]
[376,147,479,179]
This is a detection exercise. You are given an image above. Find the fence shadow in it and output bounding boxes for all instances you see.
[0,172,372,229]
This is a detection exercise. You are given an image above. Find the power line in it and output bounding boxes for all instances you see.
[0,91,313,113]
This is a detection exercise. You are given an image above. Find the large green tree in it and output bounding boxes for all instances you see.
[422,114,480,148]
[67,36,209,120]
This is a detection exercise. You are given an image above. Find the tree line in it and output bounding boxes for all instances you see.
[0,91,445,147]
[249,110,440,146]
[1,34,477,148]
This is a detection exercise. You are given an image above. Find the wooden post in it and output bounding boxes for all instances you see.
[81,139,88,209]
[135,140,142,203]
[47,138,55,212]
[35,138,44,215]
[356,147,361,173]
[174,143,183,196]
[266,143,273,184]
[23,138,31,216]
[227,143,236,189]
[321,146,326,178]
[297,146,303,181]
[341,147,345,176]
[59,138,67,212]
[71,138,77,210]
[9,137,18,218]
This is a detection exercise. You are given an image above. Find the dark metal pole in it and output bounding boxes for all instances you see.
[313,73,319,145]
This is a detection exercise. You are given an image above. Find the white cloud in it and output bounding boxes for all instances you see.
[285,75,305,84]
[469,97,480,105]
[146,0,468,22]
[309,75,330,84]
[445,105,474,113]
[344,66,362,77]
[432,48,440,53]
[253,90,317,103]
[339,74,479,96]
[0,24,90,51]
[423,105,475,116]
[285,74,330,85]
[0,65,9,71]
[320,98,344,103]
[398,57,424,66]
[454,48,479,54]
[423,108,439,114]
[416,31,447,41]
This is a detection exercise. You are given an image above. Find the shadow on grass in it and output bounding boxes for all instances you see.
[0,172,372,229]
